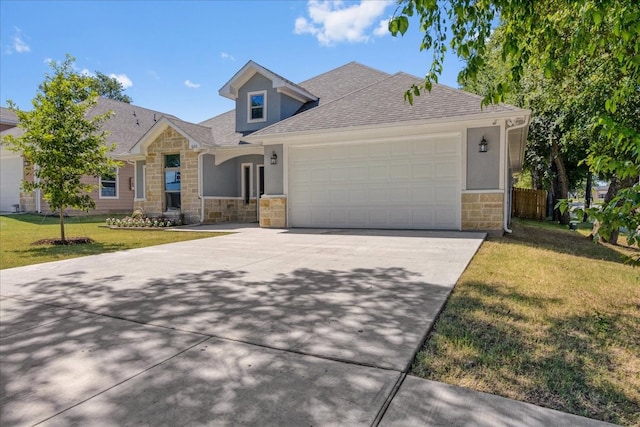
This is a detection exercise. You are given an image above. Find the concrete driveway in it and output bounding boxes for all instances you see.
[0,228,612,426]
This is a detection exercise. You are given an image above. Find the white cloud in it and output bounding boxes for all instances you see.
[109,73,133,89]
[373,18,390,37]
[220,52,235,61]
[80,68,95,77]
[184,79,201,88]
[43,57,53,64]
[12,28,30,53]
[294,0,393,46]
[6,27,30,54]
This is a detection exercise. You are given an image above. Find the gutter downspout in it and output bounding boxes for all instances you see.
[504,116,530,234]
[198,153,204,224]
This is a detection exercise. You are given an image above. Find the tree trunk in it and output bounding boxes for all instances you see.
[598,175,637,244]
[583,173,592,223]
[551,137,570,225]
[59,210,66,242]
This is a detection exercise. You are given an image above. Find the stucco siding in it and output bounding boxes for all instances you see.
[466,126,500,190]
[235,73,282,133]
[264,144,284,195]
[202,154,237,197]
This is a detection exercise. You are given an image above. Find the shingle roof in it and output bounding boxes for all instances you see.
[0,107,19,125]
[199,110,245,146]
[297,61,390,107]
[164,116,216,148]
[87,97,180,155]
[250,72,524,137]
[198,62,392,144]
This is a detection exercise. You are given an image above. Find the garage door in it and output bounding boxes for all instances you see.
[0,155,22,213]
[288,135,461,229]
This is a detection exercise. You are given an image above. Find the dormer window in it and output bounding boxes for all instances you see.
[248,90,266,123]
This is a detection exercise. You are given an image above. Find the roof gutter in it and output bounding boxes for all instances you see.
[503,115,530,234]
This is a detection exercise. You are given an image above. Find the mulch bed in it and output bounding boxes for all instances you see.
[31,237,95,246]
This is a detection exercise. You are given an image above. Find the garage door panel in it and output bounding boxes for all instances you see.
[370,165,390,180]
[289,136,461,230]
[435,186,458,203]
[330,189,349,204]
[389,164,410,180]
[436,161,459,178]
[371,143,391,158]
[349,166,369,181]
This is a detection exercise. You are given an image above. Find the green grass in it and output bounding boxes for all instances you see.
[412,219,640,426]
[0,214,226,269]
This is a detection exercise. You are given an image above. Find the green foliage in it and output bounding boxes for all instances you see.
[391,0,639,259]
[87,71,132,103]
[2,55,121,241]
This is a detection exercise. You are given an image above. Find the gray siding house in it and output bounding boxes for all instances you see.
[6,60,530,232]
[127,60,530,232]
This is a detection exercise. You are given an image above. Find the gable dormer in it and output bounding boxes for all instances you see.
[219,61,318,133]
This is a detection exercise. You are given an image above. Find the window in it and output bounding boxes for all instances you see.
[165,154,181,210]
[100,168,118,198]
[241,163,253,204]
[135,162,146,200]
[248,90,266,123]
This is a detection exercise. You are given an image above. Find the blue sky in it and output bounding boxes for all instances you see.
[1,0,465,124]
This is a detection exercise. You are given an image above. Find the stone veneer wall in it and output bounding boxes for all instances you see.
[143,127,200,224]
[461,192,504,231]
[259,196,287,228]
[202,198,257,224]
[19,192,36,212]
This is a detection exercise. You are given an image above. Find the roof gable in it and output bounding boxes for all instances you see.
[129,116,216,156]
[219,60,318,104]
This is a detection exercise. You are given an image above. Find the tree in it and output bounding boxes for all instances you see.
[88,71,132,103]
[390,0,639,261]
[2,55,120,242]
[460,28,592,225]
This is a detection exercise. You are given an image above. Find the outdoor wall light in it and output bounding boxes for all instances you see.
[23,159,30,166]
[479,136,488,153]
[270,151,278,165]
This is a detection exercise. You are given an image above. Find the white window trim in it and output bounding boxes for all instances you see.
[241,163,253,202]
[247,90,267,123]
[99,168,119,199]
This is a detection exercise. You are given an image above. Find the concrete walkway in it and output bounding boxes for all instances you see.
[0,228,616,426]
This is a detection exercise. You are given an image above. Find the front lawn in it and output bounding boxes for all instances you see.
[0,214,225,269]
[412,219,639,426]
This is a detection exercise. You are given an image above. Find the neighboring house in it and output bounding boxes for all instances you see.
[0,107,22,212]
[124,61,530,232]
[1,99,173,215]
[592,182,609,201]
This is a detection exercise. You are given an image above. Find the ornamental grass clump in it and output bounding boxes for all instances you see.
[106,216,180,228]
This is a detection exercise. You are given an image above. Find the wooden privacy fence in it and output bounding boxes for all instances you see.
[512,188,547,220]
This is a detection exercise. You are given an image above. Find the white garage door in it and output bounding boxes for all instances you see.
[0,156,22,213]
[288,135,461,229]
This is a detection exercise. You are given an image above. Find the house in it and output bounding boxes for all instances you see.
[8,61,530,232]
[0,100,173,215]
[126,61,530,232]
[592,182,609,201]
